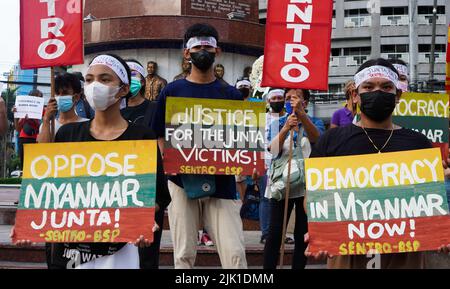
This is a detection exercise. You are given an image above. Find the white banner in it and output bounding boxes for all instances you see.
[14,95,44,120]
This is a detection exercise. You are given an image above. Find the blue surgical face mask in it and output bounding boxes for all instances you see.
[130,77,142,97]
[56,95,74,112]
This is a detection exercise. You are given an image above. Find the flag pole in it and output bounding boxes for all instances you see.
[279,127,294,269]
[50,67,55,141]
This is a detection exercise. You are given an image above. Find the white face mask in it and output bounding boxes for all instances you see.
[84,81,121,111]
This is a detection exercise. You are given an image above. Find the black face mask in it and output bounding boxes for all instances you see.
[360,90,396,122]
[190,50,216,72]
[239,88,250,99]
[270,101,285,113]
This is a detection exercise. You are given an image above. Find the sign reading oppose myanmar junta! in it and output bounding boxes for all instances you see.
[306,148,450,256]
[393,92,449,160]
[13,141,157,243]
[164,97,266,176]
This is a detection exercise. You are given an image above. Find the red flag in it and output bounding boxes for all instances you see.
[20,0,84,69]
[261,0,333,90]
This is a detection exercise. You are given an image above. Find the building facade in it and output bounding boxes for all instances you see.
[72,0,265,85]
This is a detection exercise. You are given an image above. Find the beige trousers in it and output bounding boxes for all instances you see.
[168,181,248,269]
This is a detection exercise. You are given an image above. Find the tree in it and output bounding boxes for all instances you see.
[1,87,19,178]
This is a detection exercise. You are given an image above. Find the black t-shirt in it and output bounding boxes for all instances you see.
[310,124,432,268]
[120,99,156,126]
[50,121,170,267]
[310,124,432,158]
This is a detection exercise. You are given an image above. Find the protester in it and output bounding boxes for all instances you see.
[0,95,7,137]
[120,59,155,126]
[12,53,171,269]
[173,58,192,81]
[305,58,450,269]
[37,73,89,143]
[263,88,320,269]
[258,88,293,245]
[121,59,167,269]
[13,89,43,169]
[330,80,357,128]
[388,58,409,92]
[72,72,95,119]
[235,79,251,100]
[152,23,247,269]
[214,63,228,86]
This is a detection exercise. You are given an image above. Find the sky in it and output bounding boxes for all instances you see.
[0,0,20,81]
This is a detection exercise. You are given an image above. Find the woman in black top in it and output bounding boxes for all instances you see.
[12,53,170,269]
[305,58,449,269]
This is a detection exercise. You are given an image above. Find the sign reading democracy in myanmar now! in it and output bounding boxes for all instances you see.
[164,97,266,176]
[393,92,449,160]
[306,148,450,256]
[13,141,157,243]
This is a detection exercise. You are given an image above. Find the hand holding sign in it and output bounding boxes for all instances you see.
[13,140,158,244]
[14,96,44,120]
[306,148,450,256]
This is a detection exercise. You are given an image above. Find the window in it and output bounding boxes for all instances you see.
[381,7,408,16]
[419,44,446,53]
[345,9,369,17]
[343,47,371,56]
[418,6,445,15]
[381,44,409,54]
[331,48,341,57]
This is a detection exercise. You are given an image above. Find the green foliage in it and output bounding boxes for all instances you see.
[0,178,21,184]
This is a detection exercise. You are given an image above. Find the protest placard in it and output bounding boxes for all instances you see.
[261,0,333,90]
[164,97,266,176]
[20,0,84,69]
[14,95,45,120]
[13,140,157,243]
[306,148,450,256]
[393,92,449,159]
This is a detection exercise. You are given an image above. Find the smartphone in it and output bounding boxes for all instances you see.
[285,101,293,115]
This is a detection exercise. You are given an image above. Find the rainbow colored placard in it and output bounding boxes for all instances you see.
[306,148,450,256]
[164,97,266,176]
[13,141,157,243]
[393,92,449,160]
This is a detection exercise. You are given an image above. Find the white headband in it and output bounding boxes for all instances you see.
[186,37,217,49]
[393,64,409,78]
[90,55,129,85]
[127,62,148,78]
[267,89,285,100]
[236,80,251,88]
[354,65,399,89]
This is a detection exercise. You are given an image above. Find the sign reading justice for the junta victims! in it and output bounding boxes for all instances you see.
[164,97,266,176]
[13,141,157,243]
[306,148,450,256]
